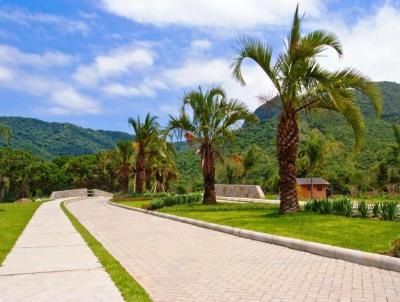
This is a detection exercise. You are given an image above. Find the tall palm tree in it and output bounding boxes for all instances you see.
[129,113,159,193]
[116,141,134,193]
[167,86,257,204]
[0,124,11,146]
[232,5,382,213]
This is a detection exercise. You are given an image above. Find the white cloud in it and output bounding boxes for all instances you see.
[74,46,154,86]
[162,57,275,110]
[100,0,323,28]
[0,45,100,115]
[0,8,90,34]
[316,4,400,83]
[102,82,155,98]
[49,87,100,114]
[0,44,75,68]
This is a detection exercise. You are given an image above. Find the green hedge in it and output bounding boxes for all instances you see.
[147,192,203,210]
[305,199,399,221]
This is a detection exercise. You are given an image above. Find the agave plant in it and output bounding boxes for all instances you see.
[379,202,399,221]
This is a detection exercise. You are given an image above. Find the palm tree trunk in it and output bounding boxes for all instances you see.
[145,168,152,191]
[277,111,300,213]
[135,152,145,193]
[122,166,129,194]
[202,143,216,204]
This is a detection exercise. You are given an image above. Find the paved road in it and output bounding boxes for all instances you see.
[67,197,400,302]
[0,199,123,302]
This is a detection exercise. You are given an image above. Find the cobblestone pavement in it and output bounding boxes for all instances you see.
[66,197,400,302]
[0,199,123,302]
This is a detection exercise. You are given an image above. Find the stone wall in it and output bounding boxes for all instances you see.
[215,184,265,199]
[91,189,113,197]
[50,188,88,200]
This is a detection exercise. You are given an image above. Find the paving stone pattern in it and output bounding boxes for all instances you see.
[67,197,400,302]
[0,199,123,302]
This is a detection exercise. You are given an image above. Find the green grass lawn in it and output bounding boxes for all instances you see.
[154,203,400,254]
[0,201,43,264]
[61,202,152,302]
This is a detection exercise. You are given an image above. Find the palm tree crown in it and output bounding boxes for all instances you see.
[232,5,382,213]
[167,86,257,203]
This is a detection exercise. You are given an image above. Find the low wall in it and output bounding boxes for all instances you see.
[50,188,88,200]
[91,189,113,197]
[215,184,265,199]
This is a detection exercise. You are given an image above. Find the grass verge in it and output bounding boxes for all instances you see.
[61,201,152,302]
[156,203,400,254]
[117,200,150,209]
[0,201,43,264]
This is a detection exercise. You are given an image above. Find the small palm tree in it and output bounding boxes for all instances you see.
[232,5,382,213]
[0,124,11,146]
[116,141,134,193]
[153,141,178,192]
[128,113,159,193]
[167,86,257,204]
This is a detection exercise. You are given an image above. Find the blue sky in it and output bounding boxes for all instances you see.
[0,0,399,133]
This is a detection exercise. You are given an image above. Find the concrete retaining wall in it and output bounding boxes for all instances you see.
[215,184,265,199]
[91,189,113,197]
[50,189,88,200]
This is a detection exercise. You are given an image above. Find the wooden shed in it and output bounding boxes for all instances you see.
[296,177,330,199]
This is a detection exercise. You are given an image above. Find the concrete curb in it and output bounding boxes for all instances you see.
[108,199,400,273]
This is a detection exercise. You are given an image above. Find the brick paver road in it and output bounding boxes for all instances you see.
[66,197,400,302]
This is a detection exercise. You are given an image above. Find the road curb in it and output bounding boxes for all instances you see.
[107,200,400,273]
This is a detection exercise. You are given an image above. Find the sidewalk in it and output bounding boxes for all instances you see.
[0,198,123,302]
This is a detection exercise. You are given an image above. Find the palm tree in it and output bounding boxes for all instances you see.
[116,141,134,193]
[232,5,382,213]
[154,141,178,192]
[0,124,11,146]
[167,86,257,204]
[128,113,159,193]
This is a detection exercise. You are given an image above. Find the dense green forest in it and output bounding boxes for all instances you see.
[175,81,400,194]
[0,117,132,159]
[0,81,399,201]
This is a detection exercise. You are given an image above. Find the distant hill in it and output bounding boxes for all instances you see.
[0,117,133,159]
[231,81,400,169]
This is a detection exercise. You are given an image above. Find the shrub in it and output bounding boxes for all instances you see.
[389,238,400,258]
[372,203,380,218]
[147,192,203,210]
[379,202,399,221]
[320,199,333,214]
[332,198,353,217]
[304,199,332,214]
[357,201,369,218]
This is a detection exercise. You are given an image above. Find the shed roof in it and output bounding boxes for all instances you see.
[296,177,329,185]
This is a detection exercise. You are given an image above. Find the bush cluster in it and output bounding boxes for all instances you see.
[304,199,399,221]
[115,191,172,198]
[147,192,203,210]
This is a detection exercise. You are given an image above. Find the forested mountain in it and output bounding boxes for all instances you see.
[176,81,400,193]
[0,117,133,159]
